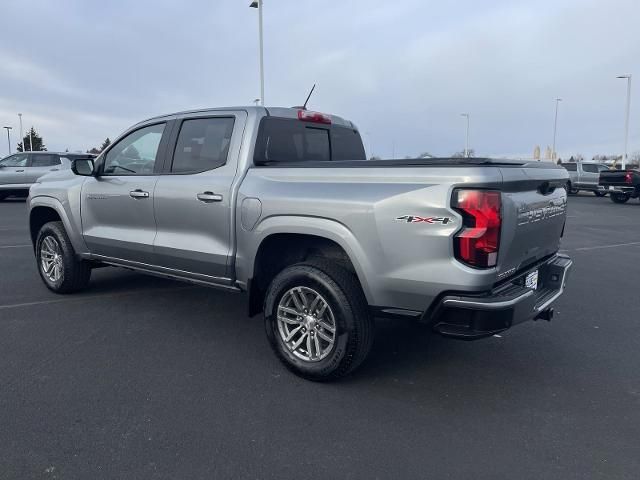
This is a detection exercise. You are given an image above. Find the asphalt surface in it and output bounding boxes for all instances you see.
[1,194,639,479]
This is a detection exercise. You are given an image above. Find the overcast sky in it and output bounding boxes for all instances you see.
[1,0,638,159]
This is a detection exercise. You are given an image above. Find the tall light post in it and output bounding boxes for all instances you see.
[249,1,265,106]
[18,113,24,152]
[552,98,562,162]
[365,132,372,159]
[616,74,632,170]
[3,126,12,155]
[460,113,470,157]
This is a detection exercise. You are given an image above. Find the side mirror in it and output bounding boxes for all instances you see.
[71,158,95,176]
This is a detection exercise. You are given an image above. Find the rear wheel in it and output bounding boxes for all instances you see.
[264,260,373,381]
[567,182,579,195]
[36,221,92,293]
[610,193,630,204]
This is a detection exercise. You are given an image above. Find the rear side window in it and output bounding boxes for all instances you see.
[582,164,598,173]
[562,163,577,171]
[331,126,366,161]
[254,117,365,164]
[30,154,60,167]
[171,117,235,173]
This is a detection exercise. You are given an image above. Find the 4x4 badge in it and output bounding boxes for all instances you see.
[396,215,452,224]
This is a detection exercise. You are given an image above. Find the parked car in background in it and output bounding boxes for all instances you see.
[561,161,610,196]
[599,168,640,203]
[0,152,95,200]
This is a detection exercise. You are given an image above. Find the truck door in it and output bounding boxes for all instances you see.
[26,154,62,183]
[152,111,246,281]
[0,153,29,186]
[81,122,170,264]
[580,163,600,189]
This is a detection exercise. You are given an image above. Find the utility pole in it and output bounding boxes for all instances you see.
[3,126,12,155]
[616,75,632,170]
[18,114,23,152]
[461,113,470,157]
[249,1,265,106]
[552,98,562,163]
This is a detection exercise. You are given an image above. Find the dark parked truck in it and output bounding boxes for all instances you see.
[27,106,572,380]
[599,169,640,203]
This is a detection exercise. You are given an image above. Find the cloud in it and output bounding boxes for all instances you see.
[0,0,637,159]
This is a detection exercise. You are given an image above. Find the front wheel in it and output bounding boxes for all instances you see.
[264,260,374,381]
[36,221,92,293]
[610,193,630,204]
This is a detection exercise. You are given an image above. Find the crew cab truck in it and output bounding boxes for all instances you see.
[561,161,609,196]
[599,168,640,203]
[28,106,572,381]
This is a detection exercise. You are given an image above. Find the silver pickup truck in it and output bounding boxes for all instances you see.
[27,106,572,380]
[562,161,609,196]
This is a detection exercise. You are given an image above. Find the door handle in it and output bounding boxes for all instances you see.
[129,189,150,199]
[16,169,25,172]
[197,191,223,203]
[51,168,59,171]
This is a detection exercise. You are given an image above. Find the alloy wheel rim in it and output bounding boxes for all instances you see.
[40,236,63,283]
[276,286,337,362]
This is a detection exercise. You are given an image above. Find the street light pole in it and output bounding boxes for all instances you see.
[461,113,470,157]
[18,114,23,152]
[3,126,12,155]
[616,75,632,170]
[552,98,562,163]
[249,0,265,106]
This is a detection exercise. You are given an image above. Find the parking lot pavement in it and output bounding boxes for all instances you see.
[1,195,639,480]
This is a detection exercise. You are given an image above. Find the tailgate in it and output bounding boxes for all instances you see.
[599,170,638,187]
[497,165,568,278]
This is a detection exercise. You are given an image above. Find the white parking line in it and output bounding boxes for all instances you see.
[0,285,195,311]
[0,244,31,249]
[574,241,640,252]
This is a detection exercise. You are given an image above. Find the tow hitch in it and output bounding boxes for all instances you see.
[535,308,554,322]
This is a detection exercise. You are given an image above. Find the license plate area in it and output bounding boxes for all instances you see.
[525,270,539,290]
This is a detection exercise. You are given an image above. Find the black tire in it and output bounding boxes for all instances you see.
[35,221,92,293]
[264,260,374,381]
[593,191,607,197]
[0,193,8,201]
[610,193,630,204]
[566,182,579,195]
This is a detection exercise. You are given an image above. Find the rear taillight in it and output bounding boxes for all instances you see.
[625,171,633,184]
[297,110,332,124]
[452,189,502,268]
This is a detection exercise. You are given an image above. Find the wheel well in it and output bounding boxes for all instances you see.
[29,207,62,246]
[248,234,358,317]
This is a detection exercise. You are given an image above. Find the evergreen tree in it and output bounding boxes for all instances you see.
[100,138,111,152]
[16,127,46,152]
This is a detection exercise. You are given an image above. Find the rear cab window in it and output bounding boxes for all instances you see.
[30,154,61,167]
[171,117,235,173]
[254,117,365,164]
